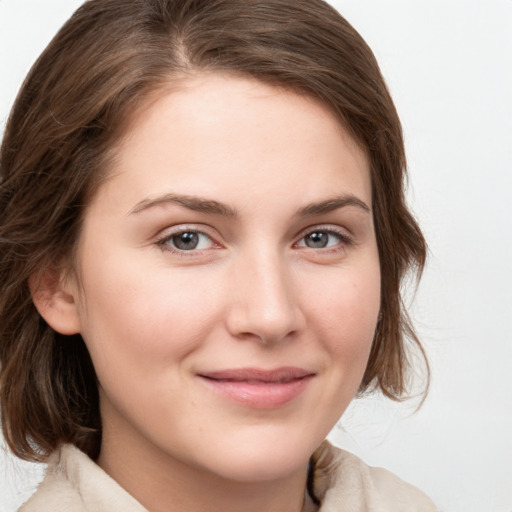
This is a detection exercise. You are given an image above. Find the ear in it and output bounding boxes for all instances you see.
[29,268,82,335]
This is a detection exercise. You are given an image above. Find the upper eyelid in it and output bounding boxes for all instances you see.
[156,224,217,239]
[295,224,353,239]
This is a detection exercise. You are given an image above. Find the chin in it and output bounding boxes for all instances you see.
[192,430,321,483]
[212,452,309,483]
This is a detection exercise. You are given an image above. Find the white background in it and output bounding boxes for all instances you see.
[1,1,511,511]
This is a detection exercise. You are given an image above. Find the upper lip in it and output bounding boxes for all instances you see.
[198,367,315,383]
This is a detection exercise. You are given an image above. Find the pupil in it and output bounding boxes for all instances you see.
[307,232,328,248]
[174,232,199,250]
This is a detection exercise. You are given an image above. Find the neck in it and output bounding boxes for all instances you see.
[98,421,309,512]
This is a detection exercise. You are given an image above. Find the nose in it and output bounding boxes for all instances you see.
[225,249,305,345]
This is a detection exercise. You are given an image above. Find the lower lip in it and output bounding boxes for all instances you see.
[199,376,314,409]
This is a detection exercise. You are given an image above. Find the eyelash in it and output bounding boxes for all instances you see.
[155,225,353,256]
[294,227,353,252]
[155,226,219,256]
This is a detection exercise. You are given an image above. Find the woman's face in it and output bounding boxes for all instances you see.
[69,74,380,482]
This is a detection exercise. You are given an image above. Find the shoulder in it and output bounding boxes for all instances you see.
[19,444,146,512]
[311,441,439,512]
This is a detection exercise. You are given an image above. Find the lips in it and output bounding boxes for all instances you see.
[197,367,315,408]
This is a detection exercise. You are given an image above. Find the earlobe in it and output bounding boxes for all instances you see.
[29,268,82,335]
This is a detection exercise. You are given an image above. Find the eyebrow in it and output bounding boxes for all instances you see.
[129,193,370,217]
[129,193,238,217]
[296,195,371,217]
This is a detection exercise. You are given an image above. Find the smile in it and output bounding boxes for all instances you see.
[197,367,315,409]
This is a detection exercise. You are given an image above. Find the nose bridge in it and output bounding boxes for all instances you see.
[227,245,303,343]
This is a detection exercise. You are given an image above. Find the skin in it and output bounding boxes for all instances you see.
[39,74,381,512]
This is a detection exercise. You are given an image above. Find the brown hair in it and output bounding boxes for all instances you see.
[0,0,428,462]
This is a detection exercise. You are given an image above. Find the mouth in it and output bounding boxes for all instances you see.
[197,367,315,408]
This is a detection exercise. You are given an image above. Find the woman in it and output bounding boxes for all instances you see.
[0,0,437,510]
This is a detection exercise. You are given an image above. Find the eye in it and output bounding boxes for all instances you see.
[159,230,215,252]
[296,229,350,249]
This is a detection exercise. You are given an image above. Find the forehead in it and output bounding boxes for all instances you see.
[94,73,371,213]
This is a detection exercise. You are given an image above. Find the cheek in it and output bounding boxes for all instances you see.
[308,262,380,365]
[75,253,222,375]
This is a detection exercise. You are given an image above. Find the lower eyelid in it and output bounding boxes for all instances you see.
[155,226,352,253]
